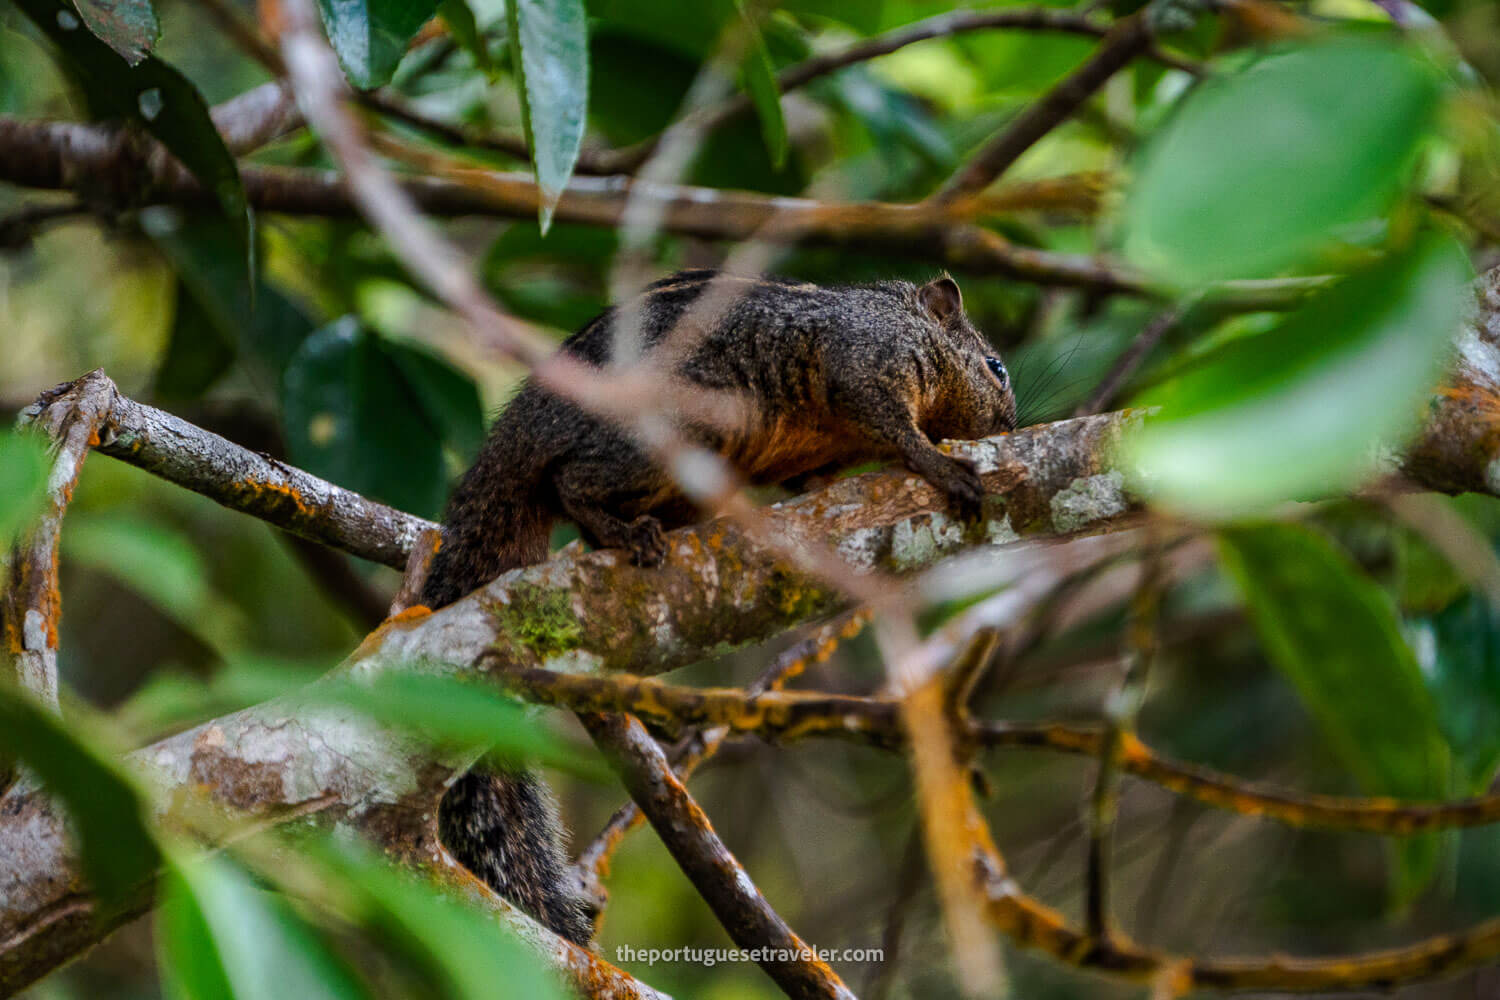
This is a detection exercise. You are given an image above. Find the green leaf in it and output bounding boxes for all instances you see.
[1123,38,1443,286]
[438,0,492,78]
[507,0,589,233]
[736,2,787,170]
[282,318,482,518]
[303,837,568,1000]
[74,0,159,65]
[310,671,607,780]
[0,430,51,544]
[159,856,368,1000]
[11,0,249,254]
[383,339,485,463]
[1409,591,1500,791]
[0,688,159,911]
[317,0,441,89]
[1126,233,1472,517]
[1219,522,1450,898]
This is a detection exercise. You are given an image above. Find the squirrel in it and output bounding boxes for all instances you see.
[424,268,1017,946]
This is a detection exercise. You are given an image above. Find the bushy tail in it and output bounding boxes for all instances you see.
[440,768,595,945]
[421,442,594,943]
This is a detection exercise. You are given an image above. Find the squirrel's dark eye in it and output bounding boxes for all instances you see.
[985,356,1009,386]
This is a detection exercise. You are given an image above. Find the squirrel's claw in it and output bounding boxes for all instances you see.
[937,456,986,524]
[628,516,667,567]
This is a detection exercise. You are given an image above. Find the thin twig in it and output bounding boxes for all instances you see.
[0,200,90,248]
[493,660,1500,836]
[1075,308,1183,417]
[582,712,857,1000]
[571,608,870,917]
[931,11,1156,203]
[601,7,1202,172]
[1084,537,1163,939]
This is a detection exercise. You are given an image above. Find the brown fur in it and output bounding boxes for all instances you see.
[423,270,1017,945]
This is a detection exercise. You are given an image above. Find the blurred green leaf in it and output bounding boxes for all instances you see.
[437,0,492,78]
[317,0,440,89]
[0,430,51,543]
[0,687,158,911]
[507,0,589,232]
[154,282,239,402]
[1127,233,1472,516]
[1408,591,1500,791]
[74,0,158,64]
[483,221,617,331]
[11,0,250,257]
[117,656,323,739]
[303,836,568,1000]
[159,856,368,1000]
[310,671,608,780]
[1123,38,1443,286]
[736,1,787,170]
[282,318,481,518]
[62,513,246,654]
[1219,522,1450,899]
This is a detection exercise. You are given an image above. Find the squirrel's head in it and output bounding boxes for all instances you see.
[917,275,1017,438]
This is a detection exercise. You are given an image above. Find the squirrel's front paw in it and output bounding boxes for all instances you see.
[935,457,985,523]
[628,516,667,567]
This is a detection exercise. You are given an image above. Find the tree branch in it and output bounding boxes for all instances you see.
[931,11,1157,203]
[599,7,1201,173]
[20,373,434,570]
[0,114,1331,306]
[583,713,857,1000]
[2,372,112,790]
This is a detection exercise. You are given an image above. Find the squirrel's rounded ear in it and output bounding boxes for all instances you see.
[919,275,963,322]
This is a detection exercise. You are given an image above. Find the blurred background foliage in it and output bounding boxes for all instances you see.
[6,0,1500,997]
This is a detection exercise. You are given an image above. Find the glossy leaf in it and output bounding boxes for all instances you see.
[736,2,788,170]
[159,856,368,1000]
[0,688,158,911]
[0,431,51,543]
[11,0,249,253]
[1219,523,1450,897]
[1409,591,1500,791]
[1126,233,1472,516]
[75,0,159,65]
[508,0,589,232]
[1123,38,1443,286]
[317,0,441,89]
[282,318,482,518]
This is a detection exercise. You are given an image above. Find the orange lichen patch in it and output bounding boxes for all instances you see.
[350,606,434,661]
[232,476,321,520]
[386,605,433,626]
